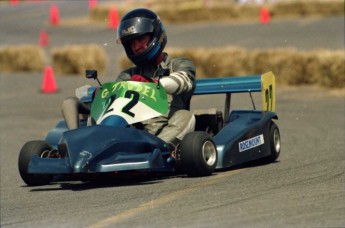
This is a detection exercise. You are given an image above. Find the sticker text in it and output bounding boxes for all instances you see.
[239,134,264,152]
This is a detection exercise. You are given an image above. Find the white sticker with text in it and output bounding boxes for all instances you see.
[239,134,264,152]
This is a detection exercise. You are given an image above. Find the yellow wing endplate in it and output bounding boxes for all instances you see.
[261,72,276,112]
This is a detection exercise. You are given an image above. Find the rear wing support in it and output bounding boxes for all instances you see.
[194,72,276,122]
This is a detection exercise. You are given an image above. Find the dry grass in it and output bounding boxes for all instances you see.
[1,45,343,88]
[51,44,107,76]
[89,0,344,24]
[120,47,345,88]
[0,45,45,72]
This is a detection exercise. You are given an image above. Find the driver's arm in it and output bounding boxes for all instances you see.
[160,57,195,95]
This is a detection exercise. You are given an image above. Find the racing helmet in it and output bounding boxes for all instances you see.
[117,8,167,66]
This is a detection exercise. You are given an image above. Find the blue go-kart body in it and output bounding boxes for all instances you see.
[21,71,280,185]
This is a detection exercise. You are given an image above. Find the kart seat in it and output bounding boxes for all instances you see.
[192,108,223,135]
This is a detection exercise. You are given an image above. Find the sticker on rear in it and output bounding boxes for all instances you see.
[239,134,264,152]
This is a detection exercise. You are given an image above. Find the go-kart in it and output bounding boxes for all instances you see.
[18,70,281,186]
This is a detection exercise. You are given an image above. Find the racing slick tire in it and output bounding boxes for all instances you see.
[180,131,218,177]
[263,121,281,163]
[18,140,54,186]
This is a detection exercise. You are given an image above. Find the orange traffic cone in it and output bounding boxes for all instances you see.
[89,0,97,9]
[42,66,57,93]
[39,30,49,47]
[108,7,119,29]
[50,4,60,26]
[10,0,19,6]
[260,7,270,24]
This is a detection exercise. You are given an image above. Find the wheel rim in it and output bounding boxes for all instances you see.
[273,129,281,153]
[202,141,217,166]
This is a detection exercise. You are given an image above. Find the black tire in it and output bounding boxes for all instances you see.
[180,132,218,177]
[18,140,54,186]
[263,121,281,163]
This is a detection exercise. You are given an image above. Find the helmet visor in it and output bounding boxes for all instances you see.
[117,17,155,44]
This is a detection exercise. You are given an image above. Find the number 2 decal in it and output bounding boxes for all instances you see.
[103,90,140,117]
[122,91,139,117]
[104,94,116,115]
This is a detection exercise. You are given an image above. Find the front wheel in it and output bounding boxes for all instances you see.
[180,132,218,177]
[18,140,54,186]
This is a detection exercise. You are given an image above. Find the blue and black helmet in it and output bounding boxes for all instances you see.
[117,8,167,67]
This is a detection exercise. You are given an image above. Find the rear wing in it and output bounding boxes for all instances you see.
[194,71,276,118]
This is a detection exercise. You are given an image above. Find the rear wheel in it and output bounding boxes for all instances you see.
[180,132,218,177]
[263,121,281,163]
[18,140,54,186]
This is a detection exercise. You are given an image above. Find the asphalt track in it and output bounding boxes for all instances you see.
[1,1,344,228]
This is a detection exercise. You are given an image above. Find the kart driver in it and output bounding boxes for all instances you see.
[61,8,196,152]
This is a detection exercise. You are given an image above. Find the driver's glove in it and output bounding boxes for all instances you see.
[131,75,157,83]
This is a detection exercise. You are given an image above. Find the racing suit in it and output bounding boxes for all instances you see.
[116,53,196,145]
